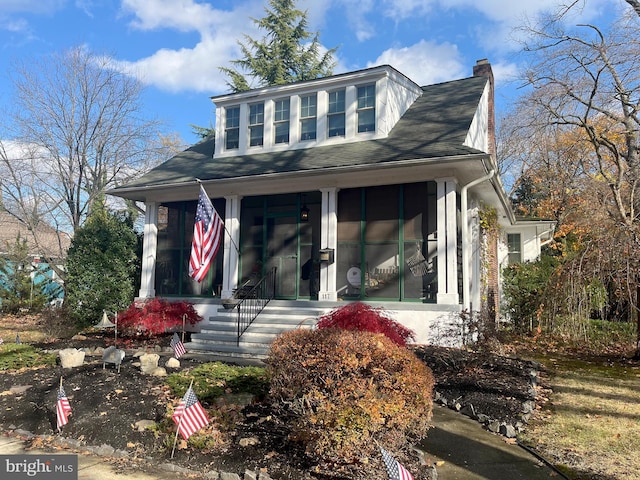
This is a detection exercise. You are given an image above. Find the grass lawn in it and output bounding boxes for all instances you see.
[0,314,49,344]
[518,353,640,479]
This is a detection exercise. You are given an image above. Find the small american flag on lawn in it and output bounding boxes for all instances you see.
[380,446,414,480]
[170,332,187,358]
[172,386,209,440]
[56,384,72,430]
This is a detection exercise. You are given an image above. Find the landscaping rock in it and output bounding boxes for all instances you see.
[150,367,167,377]
[499,424,517,438]
[134,420,156,432]
[139,353,160,374]
[9,385,32,395]
[165,357,181,369]
[220,472,241,480]
[58,348,85,368]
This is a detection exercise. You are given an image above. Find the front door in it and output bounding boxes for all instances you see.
[266,214,298,299]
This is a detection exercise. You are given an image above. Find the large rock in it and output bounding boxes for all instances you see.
[139,353,160,374]
[165,357,181,369]
[58,348,86,368]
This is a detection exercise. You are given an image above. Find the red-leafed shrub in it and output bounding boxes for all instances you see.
[316,302,415,346]
[267,328,434,467]
[117,298,202,338]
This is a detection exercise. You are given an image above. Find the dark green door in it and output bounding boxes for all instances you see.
[266,214,298,299]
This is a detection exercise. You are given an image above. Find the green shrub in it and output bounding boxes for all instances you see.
[267,328,434,466]
[502,253,559,332]
[316,302,415,346]
[65,208,141,328]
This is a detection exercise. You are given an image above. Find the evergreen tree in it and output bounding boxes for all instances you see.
[511,176,542,217]
[221,0,337,92]
[0,236,50,314]
[65,207,141,327]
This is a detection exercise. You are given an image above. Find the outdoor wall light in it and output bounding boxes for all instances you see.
[300,196,310,222]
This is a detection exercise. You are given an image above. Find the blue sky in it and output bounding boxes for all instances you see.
[0,0,619,145]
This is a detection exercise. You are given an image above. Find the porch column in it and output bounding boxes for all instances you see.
[138,201,158,299]
[221,195,242,299]
[436,178,459,304]
[319,187,338,301]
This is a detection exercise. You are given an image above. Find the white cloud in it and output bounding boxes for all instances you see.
[1,17,28,32]
[381,0,614,24]
[120,0,226,33]
[116,0,271,93]
[112,0,620,95]
[368,40,466,85]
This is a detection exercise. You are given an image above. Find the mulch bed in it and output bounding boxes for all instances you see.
[0,331,542,480]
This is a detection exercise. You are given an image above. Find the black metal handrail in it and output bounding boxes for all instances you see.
[236,267,277,345]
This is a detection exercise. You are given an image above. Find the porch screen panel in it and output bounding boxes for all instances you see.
[155,200,224,297]
[365,185,399,299]
[155,205,181,295]
[337,183,437,302]
[239,198,264,284]
[337,189,362,298]
[403,182,437,300]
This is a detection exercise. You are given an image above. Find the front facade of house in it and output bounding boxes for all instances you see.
[110,60,552,345]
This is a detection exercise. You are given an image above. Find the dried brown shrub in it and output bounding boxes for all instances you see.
[267,328,434,466]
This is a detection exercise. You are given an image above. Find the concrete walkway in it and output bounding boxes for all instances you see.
[0,405,564,479]
[0,434,196,480]
[420,405,564,479]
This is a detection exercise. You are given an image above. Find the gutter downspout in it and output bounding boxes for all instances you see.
[461,169,495,312]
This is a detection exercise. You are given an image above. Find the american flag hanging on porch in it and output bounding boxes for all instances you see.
[189,185,224,282]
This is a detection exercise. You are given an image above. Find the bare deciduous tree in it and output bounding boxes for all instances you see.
[518,4,640,229]
[0,46,173,274]
[510,1,640,355]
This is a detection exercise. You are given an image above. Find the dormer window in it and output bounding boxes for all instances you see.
[328,89,345,137]
[300,94,317,141]
[225,106,240,150]
[357,84,375,133]
[274,98,290,144]
[249,103,264,147]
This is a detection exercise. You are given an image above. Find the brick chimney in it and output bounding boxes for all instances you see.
[472,59,499,324]
[472,59,496,159]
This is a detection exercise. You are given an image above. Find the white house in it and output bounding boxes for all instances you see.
[109,59,553,354]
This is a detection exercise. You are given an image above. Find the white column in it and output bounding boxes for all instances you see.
[319,188,338,301]
[138,202,158,299]
[436,178,459,304]
[222,195,242,299]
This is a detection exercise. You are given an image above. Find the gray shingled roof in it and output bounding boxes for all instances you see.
[114,75,488,191]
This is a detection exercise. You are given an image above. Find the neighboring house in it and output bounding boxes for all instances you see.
[109,59,554,346]
[0,210,70,304]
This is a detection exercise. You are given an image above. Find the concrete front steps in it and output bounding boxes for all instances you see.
[186,300,338,360]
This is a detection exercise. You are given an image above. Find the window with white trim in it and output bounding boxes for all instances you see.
[274,98,290,144]
[357,84,375,133]
[225,106,240,150]
[300,94,317,141]
[507,233,522,264]
[327,89,345,137]
[249,103,264,147]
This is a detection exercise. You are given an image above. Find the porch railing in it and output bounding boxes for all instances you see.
[236,267,277,345]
